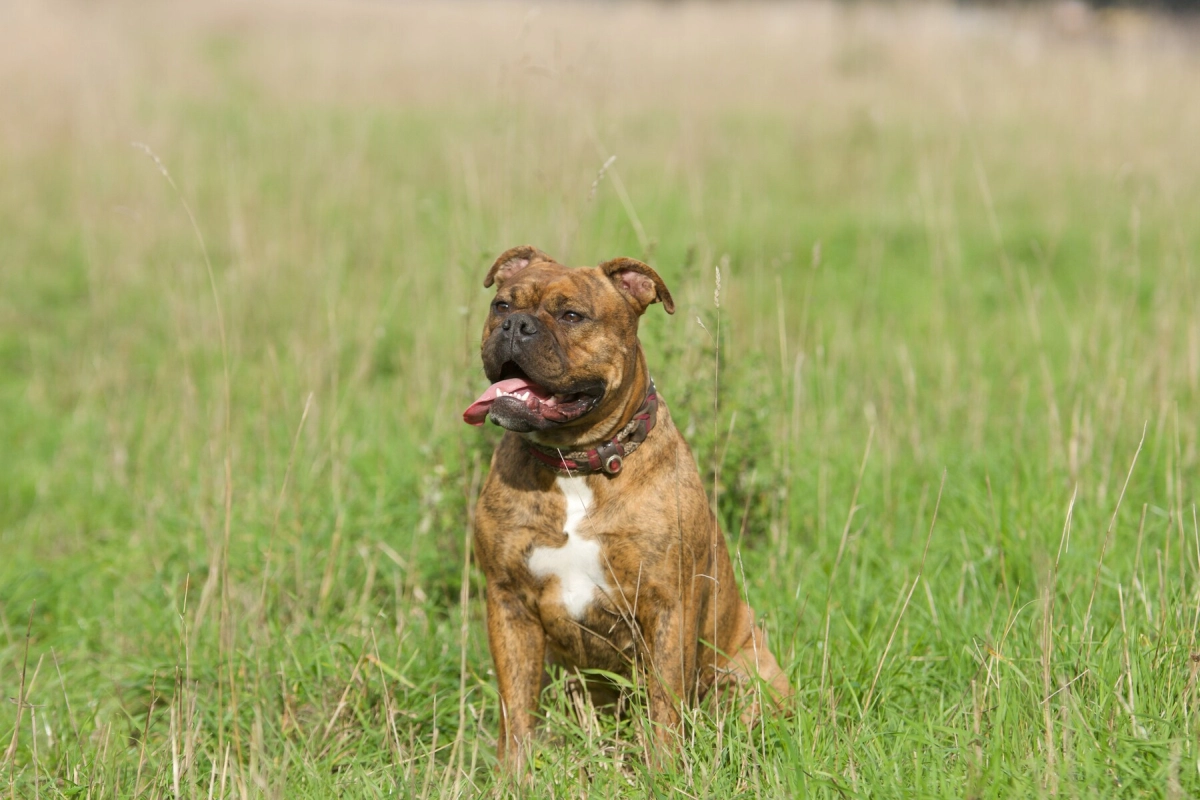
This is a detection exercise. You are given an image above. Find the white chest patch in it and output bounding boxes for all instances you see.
[527,476,609,619]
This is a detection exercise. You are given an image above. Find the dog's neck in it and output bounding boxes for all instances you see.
[523,379,658,476]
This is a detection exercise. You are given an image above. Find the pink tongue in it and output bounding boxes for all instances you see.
[462,378,551,426]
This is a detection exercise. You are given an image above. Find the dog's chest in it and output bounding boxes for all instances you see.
[527,476,609,619]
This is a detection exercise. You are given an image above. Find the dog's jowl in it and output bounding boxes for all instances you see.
[464,245,791,770]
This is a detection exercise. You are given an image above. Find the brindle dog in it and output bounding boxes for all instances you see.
[464,245,790,770]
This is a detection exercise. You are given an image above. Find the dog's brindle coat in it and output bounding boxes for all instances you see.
[469,246,790,770]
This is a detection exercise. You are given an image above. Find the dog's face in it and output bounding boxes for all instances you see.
[463,246,674,437]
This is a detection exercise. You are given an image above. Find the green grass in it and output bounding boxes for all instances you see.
[2,2,1199,797]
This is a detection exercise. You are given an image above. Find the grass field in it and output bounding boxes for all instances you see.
[2,0,1200,796]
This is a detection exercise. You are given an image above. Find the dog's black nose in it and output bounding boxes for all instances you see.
[503,313,539,340]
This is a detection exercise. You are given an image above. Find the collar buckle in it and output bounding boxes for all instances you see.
[595,439,625,475]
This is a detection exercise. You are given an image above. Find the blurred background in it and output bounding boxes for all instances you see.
[2,0,1198,796]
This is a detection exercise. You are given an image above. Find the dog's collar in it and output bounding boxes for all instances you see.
[525,380,658,476]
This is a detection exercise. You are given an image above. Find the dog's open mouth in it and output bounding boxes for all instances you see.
[463,364,601,428]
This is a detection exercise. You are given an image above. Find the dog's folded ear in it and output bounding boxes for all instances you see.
[484,245,555,288]
[599,257,675,315]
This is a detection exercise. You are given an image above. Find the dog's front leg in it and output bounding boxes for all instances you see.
[639,604,689,757]
[486,584,545,772]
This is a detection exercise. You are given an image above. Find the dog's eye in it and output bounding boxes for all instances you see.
[561,310,585,323]
[492,300,510,313]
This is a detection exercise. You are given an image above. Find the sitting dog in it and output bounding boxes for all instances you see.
[464,245,790,769]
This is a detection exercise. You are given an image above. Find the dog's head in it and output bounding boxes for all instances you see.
[463,245,673,440]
